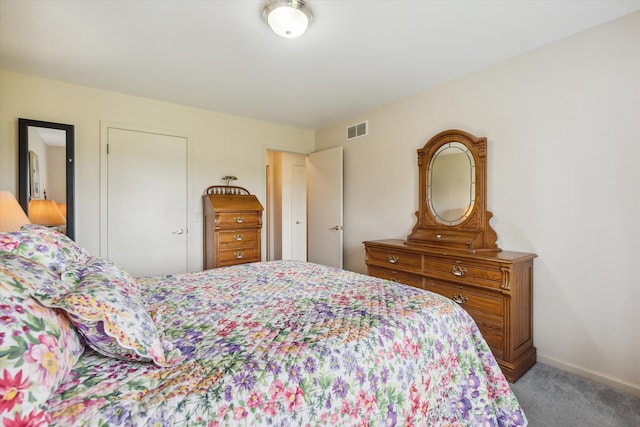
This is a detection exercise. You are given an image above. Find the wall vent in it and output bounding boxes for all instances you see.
[347,121,368,140]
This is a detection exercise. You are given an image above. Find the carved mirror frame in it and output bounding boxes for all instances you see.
[18,118,75,240]
[407,129,499,252]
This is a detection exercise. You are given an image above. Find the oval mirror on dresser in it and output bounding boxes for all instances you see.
[364,129,537,382]
[428,141,475,226]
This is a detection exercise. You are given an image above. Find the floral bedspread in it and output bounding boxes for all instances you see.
[45,260,526,426]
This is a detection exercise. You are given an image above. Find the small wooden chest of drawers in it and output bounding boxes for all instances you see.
[203,194,263,269]
[364,239,536,382]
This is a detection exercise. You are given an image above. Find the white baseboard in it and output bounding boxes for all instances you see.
[537,354,640,397]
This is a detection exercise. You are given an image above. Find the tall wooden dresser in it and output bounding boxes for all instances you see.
[364,130,537,382]
[203,186,264,269]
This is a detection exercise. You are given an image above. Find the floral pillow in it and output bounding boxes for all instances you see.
[33,257,176,367]
[0,253,85,426]
[60,256,137,294]
[0,226,90,274]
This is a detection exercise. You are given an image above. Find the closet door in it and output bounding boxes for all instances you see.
[102,125,188,277]
[291,164,307,261]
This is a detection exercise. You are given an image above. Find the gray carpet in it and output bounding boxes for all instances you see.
[510,363,640,427]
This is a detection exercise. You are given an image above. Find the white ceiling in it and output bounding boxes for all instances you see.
[1,0,639,130]
[34,127,66,147]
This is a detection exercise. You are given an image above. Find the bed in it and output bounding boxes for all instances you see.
[0,226,527,426]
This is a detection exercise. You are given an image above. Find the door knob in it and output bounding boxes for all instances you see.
[296,220,301,224]
[172,228,184,235]
[329,225,343,230]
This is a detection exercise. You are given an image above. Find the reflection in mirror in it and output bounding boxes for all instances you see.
[428,142,475,226]
[18,119,75,240]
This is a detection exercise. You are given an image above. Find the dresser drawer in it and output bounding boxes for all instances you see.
[367,248,422,272]
[218,248,260,266]
[368,266,423,290]
[423,255,502,289]
[424,279,504,355]
[218,230,259,248]
[216,213,260,228]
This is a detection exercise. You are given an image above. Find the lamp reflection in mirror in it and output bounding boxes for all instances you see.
[0,190,31,231]
[28,199,66,227]
[263,0,313,38]
[57,202,67,218]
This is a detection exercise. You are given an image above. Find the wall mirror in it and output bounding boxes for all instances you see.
[18,118,75,240]
[407,129,499,252]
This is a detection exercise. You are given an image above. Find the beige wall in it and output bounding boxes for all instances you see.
[316,12,640,394]
[46,145,66,204]
[0,70,315,272]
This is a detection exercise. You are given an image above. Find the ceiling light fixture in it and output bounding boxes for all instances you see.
[263,0,313,39]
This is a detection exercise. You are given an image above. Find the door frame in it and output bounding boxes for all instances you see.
[263,145,312,261]
[99,121,193,269]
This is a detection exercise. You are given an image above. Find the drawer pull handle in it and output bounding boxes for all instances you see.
[234,234,244,241]
[234,252,244,259]
[452,293,468,304]
[235,217,245,223]
[451,265,467,276]
[387,255,399,264]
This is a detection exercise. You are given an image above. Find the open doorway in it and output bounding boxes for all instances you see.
[266,150,307,261]
[265,146,343,268]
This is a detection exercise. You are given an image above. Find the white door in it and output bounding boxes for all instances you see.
[307,146,343,268]
[291,164,307,261]
[104,127,188,277]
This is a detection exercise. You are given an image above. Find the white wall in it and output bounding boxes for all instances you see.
[0,70,315,272]
[316,12,640,394]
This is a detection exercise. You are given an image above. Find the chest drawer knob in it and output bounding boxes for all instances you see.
[233,251,244,259]
[452,293,469,304]
[234,217,245,223]
[451,265,467,276]
[387,255,399,264]
[234,234,244,241]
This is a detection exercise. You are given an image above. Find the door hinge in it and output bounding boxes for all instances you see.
[106,144,109,154]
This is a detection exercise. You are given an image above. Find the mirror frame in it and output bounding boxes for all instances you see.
[18,118,75,240]
[407,129,499,252]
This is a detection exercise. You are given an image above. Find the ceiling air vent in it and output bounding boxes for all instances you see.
[347,121,368,141]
